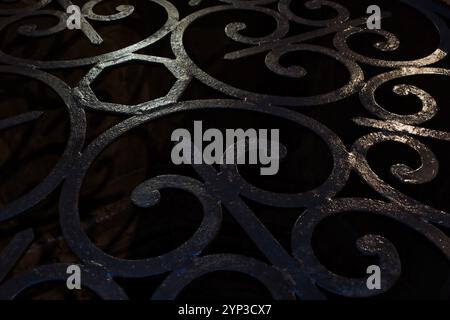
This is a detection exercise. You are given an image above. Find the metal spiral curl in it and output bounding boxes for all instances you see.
[0,0,449,300]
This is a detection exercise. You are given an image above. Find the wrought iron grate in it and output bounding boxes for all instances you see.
[0,0,449,300]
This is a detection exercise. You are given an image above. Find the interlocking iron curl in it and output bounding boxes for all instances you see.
[0,0,450,300]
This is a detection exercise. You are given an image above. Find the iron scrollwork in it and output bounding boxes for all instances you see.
[0,0,449,299]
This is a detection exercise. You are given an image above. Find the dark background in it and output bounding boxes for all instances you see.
[0,0,449,299]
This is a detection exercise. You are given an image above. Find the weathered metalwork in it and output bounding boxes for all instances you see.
[0,0,449,299]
